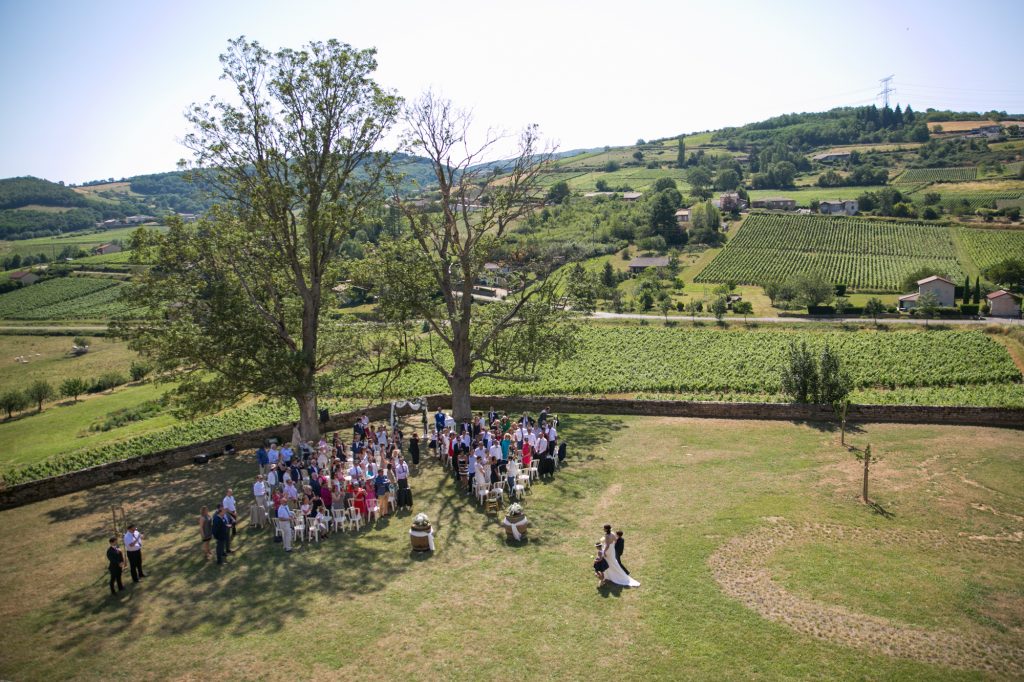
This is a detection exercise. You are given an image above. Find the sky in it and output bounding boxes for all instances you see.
[1,0,1023,184]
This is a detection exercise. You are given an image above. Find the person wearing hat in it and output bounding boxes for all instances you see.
[106,537,125,595]
[123,523,145,582]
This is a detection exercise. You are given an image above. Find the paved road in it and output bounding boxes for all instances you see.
[591,312,1022,326]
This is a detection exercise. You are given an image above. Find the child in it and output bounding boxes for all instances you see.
[593,542,609,587]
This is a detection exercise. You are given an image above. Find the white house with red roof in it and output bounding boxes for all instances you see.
[898,274,956,311]
[986,289,1021,318]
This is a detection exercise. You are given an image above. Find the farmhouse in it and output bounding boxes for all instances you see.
[674,208,690,224]
[819,199,858,216]
[627,256,670,276]
[751,197,796,211]
[718,192,747,211]
[9,271,39,286]
[986,289,1021,318]
[898,275,956,311]
[583,191,642,201]
[123,215,157,225]
[92,242,122,255]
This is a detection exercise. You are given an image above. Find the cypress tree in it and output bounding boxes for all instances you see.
[974,278,981,304]
[676,137,686,169]
[963,275,970,304]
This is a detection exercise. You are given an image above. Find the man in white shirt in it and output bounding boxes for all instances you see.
[222,488,237,541]
[123,524,145,582]
[253,476,267,508]
[276,503,294,552]
[283,481,298,501]
[488,441,502,462]
[267,445,280,467]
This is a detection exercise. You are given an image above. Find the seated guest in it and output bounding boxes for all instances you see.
[283,480,299,502]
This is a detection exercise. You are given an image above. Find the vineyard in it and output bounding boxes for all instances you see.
[927,191,1024,211]
[895,167,977,184]
[350,325,1021,399]
[956,227,1024,271]
[0,277,134,319]
[694,213,963,291]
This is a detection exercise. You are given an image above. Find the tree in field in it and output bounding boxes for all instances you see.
[781,341,819,403]
[546,181,570,205]
[795,271,835,309]
[710,296,728,322]
[0,389,28,419]
[72,335,90,350]
[566,263,599,314]
[60,377,89,402]
[649,190,685,245]
[916,290,939,325]
[974,278,981,304]
[984,258,1024,290]
[676,137,686,168]
[658,295,672,321]
[653,177,677,192]
[685,299,702,320]
[114,38,399,439]
[963,275,971,304]
[715,169,741,191]
[686,167,712,199]
[601,261,617,290]
[818,343,852,406]
[26,379,54,412]
[595,179,610,192]
[732,300,753,323]
[864,297,886,324]
[361,93,578,420]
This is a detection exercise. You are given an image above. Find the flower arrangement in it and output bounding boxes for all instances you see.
[506,503,524,518]
[412,512,431,529]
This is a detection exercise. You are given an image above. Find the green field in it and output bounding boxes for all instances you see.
[0,414,1020,680]
[747,186,887,206]
[356,324,1022,399]
[0,224,160,260]
[956,227,1024,272]
[0,334,137,394]
[694,213,963,291]
[896,167,978,184]
[0,277,135,319]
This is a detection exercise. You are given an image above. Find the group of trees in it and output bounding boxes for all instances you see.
[765,271,836,309]
[0,363,151,419]
[781,341,852,405]
[118,38,581,433]
[817,165,889,187]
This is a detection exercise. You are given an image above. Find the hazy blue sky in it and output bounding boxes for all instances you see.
[1,0,1022,183]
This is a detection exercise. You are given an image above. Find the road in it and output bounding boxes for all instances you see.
[591,312,1021,326]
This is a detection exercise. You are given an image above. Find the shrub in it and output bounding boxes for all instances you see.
[129,361,153,382]
[90,372,128,393]
[959,303,980,316]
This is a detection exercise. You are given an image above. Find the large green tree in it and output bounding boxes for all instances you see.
[361,93,578,420]
[115,38,399,438]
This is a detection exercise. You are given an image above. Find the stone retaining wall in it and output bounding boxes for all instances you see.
[1,395,1020,510]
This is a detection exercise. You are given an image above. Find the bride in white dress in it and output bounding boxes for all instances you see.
[602,526,640,587]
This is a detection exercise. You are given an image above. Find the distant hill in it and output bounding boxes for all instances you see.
[0,177,104,240]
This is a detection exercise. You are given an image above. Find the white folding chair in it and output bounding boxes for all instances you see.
[292,516,305,543]
[346,506,363,532]
[331,508,345,533]
[366,498,380,524]
[386,491,398,513]
[308,517,321,543]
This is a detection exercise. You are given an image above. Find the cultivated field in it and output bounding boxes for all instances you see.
[0,277,134,320]
[896,167,978,184]
[694,213,963,291]
[957,227,1024,272]
[0,415,1020,680]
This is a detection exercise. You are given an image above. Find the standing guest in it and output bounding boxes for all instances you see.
[291,422,302,450]
[266,466,278,488]
[284,480,299,502]
[500,433,512,461]
[506,456,520,498]
[123,524,145,582]
[374,470,390,515]
[281,443,294,465]
[222,489,238,538]
[435,407,446,434]
[276,502,294,552]
[267,443,280,468]
[253,475,267,508]
[409,432,420,466]
[489,439,502,464]
[256,445,269,475]
[198,506,213,561]
[106,537,125,595]
[320,479,334,511]
[212,505,230,565]
[395,456,411,509]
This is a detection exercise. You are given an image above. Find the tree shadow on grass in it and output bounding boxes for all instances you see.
[793,419,866,436]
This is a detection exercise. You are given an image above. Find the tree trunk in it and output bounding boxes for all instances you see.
[862,445,871,503]
[296,390,319,442]
[449,373,472,423]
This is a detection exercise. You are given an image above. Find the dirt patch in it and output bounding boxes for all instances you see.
[708,522,1024,678]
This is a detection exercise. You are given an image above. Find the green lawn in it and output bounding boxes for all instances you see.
[0,415,1020,680]
[0,334,138,394]
[2,382,175,469]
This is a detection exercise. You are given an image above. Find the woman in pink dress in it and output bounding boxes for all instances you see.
[521,440,532,470]
[364,480,377,515]
[353,485,367,519]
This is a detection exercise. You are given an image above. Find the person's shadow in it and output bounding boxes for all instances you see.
[597,582,625,598]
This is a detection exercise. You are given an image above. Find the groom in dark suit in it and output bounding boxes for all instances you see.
[615,531,629,575]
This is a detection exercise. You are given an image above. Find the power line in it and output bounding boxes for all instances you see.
[877,75,895,109]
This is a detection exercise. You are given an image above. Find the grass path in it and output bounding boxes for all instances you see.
[0,416,1021,680]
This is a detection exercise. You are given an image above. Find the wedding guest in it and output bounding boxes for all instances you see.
[198,506,213,561]
[106,537,125,595]
[123,523,145,582]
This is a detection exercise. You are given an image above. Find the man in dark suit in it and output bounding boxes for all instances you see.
[106,537,125,595]
[615,531,630,575]
[212,505,231,565]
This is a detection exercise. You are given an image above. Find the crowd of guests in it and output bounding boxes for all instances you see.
[429,406,563,505]
[199,415,419,561]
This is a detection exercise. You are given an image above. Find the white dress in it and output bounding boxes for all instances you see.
[603,540,640,587]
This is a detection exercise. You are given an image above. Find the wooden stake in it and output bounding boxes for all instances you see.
[862,444,871,503]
